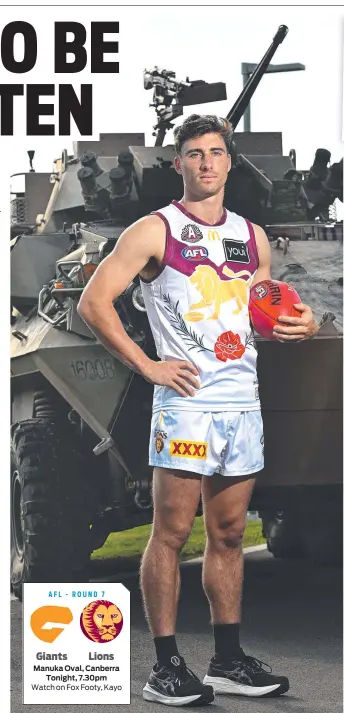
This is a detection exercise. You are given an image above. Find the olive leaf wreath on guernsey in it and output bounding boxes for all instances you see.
[162,293,255,362]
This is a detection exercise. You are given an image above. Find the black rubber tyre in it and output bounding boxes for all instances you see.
[262,510,304,560]
[11,418,95,600]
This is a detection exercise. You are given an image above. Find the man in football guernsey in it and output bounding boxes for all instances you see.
[78,114,319,706]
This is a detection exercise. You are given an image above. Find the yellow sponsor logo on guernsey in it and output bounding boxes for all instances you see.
[208,230,221,241]
[170,440,207,459]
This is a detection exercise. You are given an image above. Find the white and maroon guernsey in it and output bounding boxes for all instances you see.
[140,200,260,413]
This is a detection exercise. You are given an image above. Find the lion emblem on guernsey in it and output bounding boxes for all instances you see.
[80,600,123,643]
[184,265,254,321]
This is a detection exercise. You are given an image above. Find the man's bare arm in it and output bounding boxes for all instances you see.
[251,223,271,285]
[78,214,162,358]
[77,215,200,396]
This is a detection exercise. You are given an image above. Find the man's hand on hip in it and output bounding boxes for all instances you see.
[142,360,200,397]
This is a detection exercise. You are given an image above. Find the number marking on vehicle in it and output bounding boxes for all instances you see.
[70,358,116,380]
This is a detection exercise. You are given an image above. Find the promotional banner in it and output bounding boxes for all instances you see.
[5,5,344,713]
[23,583,130,704]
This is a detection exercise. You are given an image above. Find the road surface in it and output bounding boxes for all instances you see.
[11,549,342,712]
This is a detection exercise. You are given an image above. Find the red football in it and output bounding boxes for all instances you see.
[249,280,301,340]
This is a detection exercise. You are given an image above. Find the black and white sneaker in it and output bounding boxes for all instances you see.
[203,654,289,698]
[143,655,214,706]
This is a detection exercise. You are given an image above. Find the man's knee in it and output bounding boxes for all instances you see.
[152,501,193,551]
[207,516,246,550]
[153,522,193,552]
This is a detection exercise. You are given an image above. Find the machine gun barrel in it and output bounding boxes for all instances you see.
[227,24,288,129]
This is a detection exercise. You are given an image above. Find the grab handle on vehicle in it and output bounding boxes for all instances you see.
[37,285,69,326]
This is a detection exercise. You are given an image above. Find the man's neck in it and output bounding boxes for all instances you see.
[180,192,225,225]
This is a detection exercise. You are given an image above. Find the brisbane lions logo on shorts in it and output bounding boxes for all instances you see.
[155,429,167,453]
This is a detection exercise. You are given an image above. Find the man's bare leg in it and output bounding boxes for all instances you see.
[140,466,202,637]
[141,472,215,705]
[201,474,256,625]
[202,474,290,698]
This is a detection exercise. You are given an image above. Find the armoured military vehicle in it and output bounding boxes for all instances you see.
[10,26,343,599]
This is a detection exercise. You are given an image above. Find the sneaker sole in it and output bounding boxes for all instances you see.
[203,675,288,697]
[143,683,214,706]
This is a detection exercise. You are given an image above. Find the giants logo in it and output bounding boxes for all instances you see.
[30,606,73,643]
[182,246,209,262]
[170,441,207,459]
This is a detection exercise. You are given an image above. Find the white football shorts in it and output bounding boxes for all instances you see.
[149,409,264,477]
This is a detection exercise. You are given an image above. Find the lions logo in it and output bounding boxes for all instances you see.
[184,265,254,321]
[155,435,164,453]
[80,600,123,643]
[154,428,167,453]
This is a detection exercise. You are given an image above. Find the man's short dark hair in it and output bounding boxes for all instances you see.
[173,114,233,155]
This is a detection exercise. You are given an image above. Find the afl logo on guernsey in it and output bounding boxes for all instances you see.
[181,224,203,243]
[182,246,209,261]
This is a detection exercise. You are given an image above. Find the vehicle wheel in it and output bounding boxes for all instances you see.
[11,418,95,600]
[261,509,304,560]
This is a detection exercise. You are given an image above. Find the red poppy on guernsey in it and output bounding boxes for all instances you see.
[214,331,246,362]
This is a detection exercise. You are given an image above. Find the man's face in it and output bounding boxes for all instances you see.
[174,132,231,199]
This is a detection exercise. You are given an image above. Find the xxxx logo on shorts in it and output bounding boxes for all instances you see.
[170,440,207,459]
